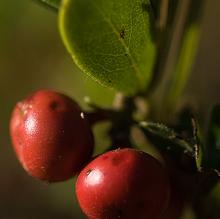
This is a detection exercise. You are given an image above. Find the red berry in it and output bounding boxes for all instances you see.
[76,148,170,219]
[10,89,94,182]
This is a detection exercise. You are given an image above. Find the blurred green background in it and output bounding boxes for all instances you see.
[0,0,219,218]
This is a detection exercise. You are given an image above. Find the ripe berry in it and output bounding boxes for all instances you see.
[10,89,94,182]
[76,148,170,219]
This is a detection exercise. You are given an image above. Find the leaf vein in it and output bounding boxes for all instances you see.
[88,0,143,86]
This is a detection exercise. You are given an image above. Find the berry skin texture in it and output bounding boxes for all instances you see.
[10,90,94,182]
[76,148,170,219]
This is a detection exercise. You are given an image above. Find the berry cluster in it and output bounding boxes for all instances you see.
[10,90,182,219]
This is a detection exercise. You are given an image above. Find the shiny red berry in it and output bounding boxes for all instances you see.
[76,148,170,219]
[10,89,94,182]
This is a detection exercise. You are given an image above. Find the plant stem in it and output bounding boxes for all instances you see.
[150,0,195,121]
[158,0,169,32]
[108,94,136,149]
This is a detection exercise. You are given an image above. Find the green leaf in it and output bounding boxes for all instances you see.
[205,105,220,169]
[35,0,61,10]
[191,117,203,169]
[140,120,205,172]
[173,108,203,169]
[59,0,157,95]
[140,121,193,153]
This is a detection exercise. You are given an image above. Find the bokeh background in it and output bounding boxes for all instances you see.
[0,0,219,218]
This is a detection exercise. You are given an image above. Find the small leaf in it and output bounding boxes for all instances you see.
[140,121,193,154]
[140,121,205,172]
[173,107,195,139]
[205,105,220,169]
[35,0,61,10]
[173,108,203,169]
[191,116,203,169]
[59,0,157,95]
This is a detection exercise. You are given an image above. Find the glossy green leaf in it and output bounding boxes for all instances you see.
[59,0,156,95]
[36,0,61,10]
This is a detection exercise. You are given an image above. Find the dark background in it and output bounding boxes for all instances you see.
[0,0,219,218]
